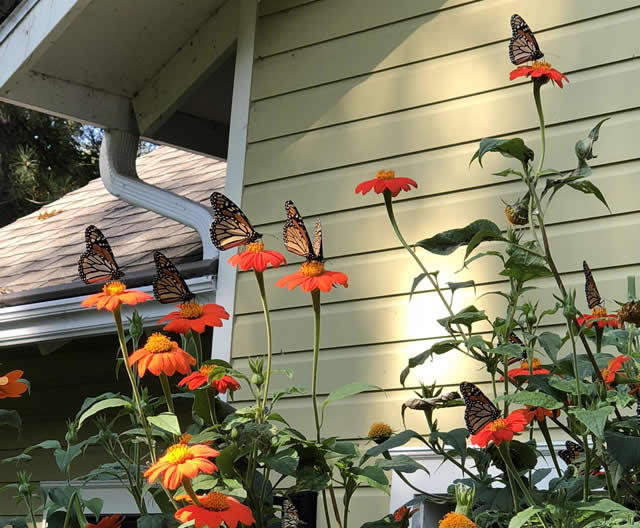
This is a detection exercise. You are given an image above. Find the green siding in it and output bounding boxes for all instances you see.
[234,1,640,520]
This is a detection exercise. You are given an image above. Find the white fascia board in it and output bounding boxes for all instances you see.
[0,276,215,347]
[0,0,93,90]
[132,0,239,135]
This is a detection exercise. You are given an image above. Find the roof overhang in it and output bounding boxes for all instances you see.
[0,0,238,157]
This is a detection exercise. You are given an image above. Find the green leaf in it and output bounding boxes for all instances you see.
[498,391,562,409]
[569,406,613,439]
[215,445,239,478]
[548,376,595,397]
[25,439,61,453]
[364,430,424,460]
[500,247,552,282]
[410,272,428,299]
[78,397,131,428]
[492,168,523,178]
[447,280,475,295]
[464,230,507,260]
[54,443,84,473]
[354,466,389,493]
[575,118,609,163]
[0,409,21,432]
[400,341,460,385]
[431,428,469,465]
[445,305,488,328]
[375,455,429,474]
[264,448,299,477]
[538,332,563,362]
[604,431,640,470]
[576,498,632,514]
[470,138,534,168]
[493,344,525,360]
[321,382,380,422]
[567,180,610,212]
[508,506,544,528]
[147,413,181,436]
[416,219,501,256]
[137,514,170,528]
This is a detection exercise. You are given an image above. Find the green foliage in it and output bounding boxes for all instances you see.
[470,138,535,167]
[416,219,502,256]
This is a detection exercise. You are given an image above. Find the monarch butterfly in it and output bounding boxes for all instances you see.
[209,192,262,251]
[509,14,544,65]
[281,499,300,528]
[78,225,124,284]
[152,251,195,304]
[459,381,501,435]
[506,332,528,365]
[583,260,602,310]
[283,200,323,262]
[558,441,583,465]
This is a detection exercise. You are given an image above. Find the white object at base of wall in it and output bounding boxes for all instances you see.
[389,442,566,528]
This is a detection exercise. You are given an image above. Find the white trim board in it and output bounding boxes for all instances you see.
[0,276,215,347]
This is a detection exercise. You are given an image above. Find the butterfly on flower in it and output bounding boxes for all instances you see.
[78,225,124,284]
[509,14,544,65]
[283,200,323,262]
[459,382,501,435]
[152,251,195,305]
[210,192,262,250]
[583,260,602,310]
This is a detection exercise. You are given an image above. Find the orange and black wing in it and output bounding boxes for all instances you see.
[459,381,501,435]
[558,441,583,465]
[506,332,528,365]
[583,260,602,310]
[283,200,315,260]
[152,251,195,304]
[78,225,123,284]
[210,192,262,250]
[509,14,544,65]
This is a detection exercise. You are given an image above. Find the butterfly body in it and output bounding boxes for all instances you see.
[283,200,323,262]
[152,251,195,304]
[78,225,123,284]
[509,14,544,65]
[460,381,501,435]
[583,260,602,309]
[210,192,262,250]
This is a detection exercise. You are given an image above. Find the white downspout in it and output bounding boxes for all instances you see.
[99,129,217,259]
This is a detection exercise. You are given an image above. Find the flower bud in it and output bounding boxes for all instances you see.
[251,373,264,387]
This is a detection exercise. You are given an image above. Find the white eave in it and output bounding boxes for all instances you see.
[0,275,215,347]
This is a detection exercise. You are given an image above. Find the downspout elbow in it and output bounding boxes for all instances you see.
[99,129,217,259]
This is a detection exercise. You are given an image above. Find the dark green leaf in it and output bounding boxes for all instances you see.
[508,506,544,528]
[78,397,131,428]
[410,272,428,299]
[0,409,21,432]
[322,382,380,417]
[137,514,170,528]
[354,465,389,493]
[446,305,488,328]
[416,220,501,256]
[575,118,609,163]
[400,341,460,385]
[567,180,610,212]
[470,138,534,168]
[492,168,523,178]
[576,498,632,513]
[447,281,475,295]
[493,344,525,360]
[364,430,424,460]
[431,428,469,465]
[498,391,562,410]
[538,332,563,362]
[264,448,299,477]
[500,247,552,282]
[569,406,613,439]
[147,413,181,436]
[375,455,428,474]
[54,443,84,473]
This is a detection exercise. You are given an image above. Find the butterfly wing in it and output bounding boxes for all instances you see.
[583,260,602,309]
[78,225,123,284]
[509,14,544,65]
[282,499,300,528]
[459,381,501,435]
[152,251,195,304]
[506,332,528,365]
[210,192,262,251]
[312,219,323,260]
[559,441,583,465]
[283,200,314,259]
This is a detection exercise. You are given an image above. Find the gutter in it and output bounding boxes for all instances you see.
[99,129,218,259]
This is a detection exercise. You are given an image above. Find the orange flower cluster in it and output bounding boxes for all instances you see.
[178,364,241,394]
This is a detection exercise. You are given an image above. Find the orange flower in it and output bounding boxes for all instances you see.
[509,61,568,88]
[158,300,229,334]
[178,365,241,394]
[86,515,124,528]
[228,241,287,273]
[355,170,417,198]
[577,306,619,329]
[523,405,560,423]
[500,357,550,381]
[0,370,28,399]
[439,512,477,528]
[394,506,418,522]
[276,261,348,293]
[470,409,528,447]
[175,491,255,528]
[81,281,152,311]
[601,355,631,388]
[128,333,195,377]
[144,441,220,489]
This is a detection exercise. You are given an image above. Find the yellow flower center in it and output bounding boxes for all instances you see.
[164,443,193,465]
[103,281,126,295]
[439,512,477,528]
[179,300,204,319]
[489,418,507,432]
[199,365,215,376]
[592,306,607,318]
[532,60,551,70]
[300,260,325,277]
[145,333,174,354]
[247,241,264,253]
[200,491,230,511]
[0,376,8,386]
[520,358,542,370]
[375,169,395,180]
[368,422,392,440]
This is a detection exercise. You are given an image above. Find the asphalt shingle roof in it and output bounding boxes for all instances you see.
[0,146,226,295]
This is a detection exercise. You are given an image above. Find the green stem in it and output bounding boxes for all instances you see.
[159,373,176,415]
[206,389,217,424]
[192,330,203,369]
[255,271,274,419]
[582,434,590,502]
[23,493,39,528]
[499,443,538,509]
[311,289,322,441]
[321,490,332,528]
[533,79,546,180]
[182,478,203,506]
[539,420,562,478]
[568,324,583,409]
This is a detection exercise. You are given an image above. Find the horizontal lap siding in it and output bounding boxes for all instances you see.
[233,0,640,514]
